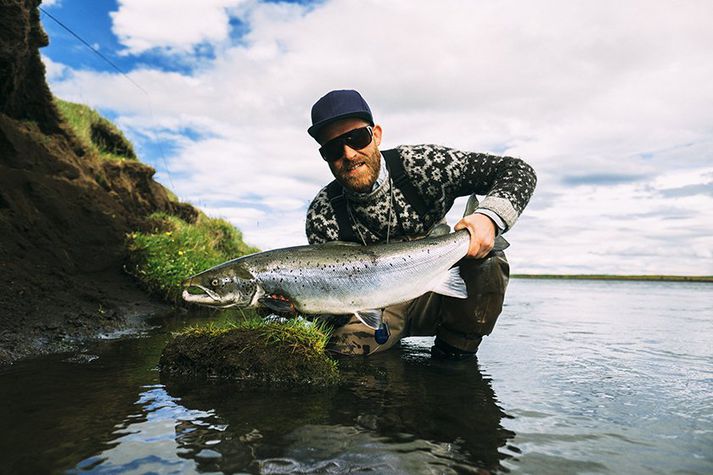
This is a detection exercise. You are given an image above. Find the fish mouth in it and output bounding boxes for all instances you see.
[181,280,225,305]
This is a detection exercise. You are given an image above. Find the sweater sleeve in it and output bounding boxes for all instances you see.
[459,151,536,230]
[400,145,537,231]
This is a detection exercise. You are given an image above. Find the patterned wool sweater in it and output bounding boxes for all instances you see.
[305,144,536,245]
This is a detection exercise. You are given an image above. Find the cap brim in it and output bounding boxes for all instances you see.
[308,111,374,140]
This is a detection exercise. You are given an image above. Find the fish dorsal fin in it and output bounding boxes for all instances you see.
[431,267,468,299]
[354,309,383,329]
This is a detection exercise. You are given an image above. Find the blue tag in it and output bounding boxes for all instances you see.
[374,322,390,344]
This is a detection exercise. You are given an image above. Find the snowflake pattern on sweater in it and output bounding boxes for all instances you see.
[306,144,537,245]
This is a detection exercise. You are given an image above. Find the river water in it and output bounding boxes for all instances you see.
[1,279,711,474]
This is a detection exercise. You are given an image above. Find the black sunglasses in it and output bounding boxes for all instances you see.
[319,126,373,162]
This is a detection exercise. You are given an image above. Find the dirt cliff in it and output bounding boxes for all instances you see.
[0,0,197,363]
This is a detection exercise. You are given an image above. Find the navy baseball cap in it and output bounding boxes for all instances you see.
[308,89,374,141]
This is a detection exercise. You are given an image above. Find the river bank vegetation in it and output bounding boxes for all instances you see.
[59,99,339,384]
[126,212,259,303]
[0,1,338,376]
[55,98,137,162]
[18,97,338,379]
[160,317,339,386]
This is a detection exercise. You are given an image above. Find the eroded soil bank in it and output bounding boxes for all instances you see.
[0,0,195,364]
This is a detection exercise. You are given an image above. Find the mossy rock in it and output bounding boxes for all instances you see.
[159,320,340,387]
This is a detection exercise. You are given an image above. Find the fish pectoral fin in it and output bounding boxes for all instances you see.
[258,294,297,314]
[431,267,468,299]
[353,309,383,330]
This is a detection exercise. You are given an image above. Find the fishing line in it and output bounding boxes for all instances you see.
[39,6,176,190]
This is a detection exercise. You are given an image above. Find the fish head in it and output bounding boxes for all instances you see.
[181,260,257,308]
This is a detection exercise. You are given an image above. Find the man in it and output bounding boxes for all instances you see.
[305,89,536,359]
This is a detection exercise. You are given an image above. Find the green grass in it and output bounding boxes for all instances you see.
[183,315,333,357]
[54,97,137,161]
[126,212,259,302]
[161,316,339,386]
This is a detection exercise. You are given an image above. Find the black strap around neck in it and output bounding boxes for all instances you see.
[382,148,429,217]
[326,148,428,242]
[326,180,357,243]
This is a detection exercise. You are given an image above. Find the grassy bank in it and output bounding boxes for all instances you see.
[126,213,340,385]
[126,212,259,303]
[160,317,339,386]
[512,274,713,283]
[53,97,338,384]
[55,98,137,161]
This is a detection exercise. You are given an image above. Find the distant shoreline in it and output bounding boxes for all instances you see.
[511,274,713,283]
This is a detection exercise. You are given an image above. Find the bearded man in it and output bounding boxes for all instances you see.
[305,90,536,359]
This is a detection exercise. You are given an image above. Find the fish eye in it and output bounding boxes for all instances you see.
[211,279,220,287]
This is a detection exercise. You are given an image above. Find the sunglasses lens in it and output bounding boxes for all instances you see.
[344,127,372,150]
[319,126,373,162]
[320,141,344,161]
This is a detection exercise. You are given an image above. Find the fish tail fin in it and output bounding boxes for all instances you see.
[431,267,468,299]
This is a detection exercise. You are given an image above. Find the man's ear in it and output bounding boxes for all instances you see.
[373,124,383,147]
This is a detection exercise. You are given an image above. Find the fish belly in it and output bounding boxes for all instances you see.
[256,236,466,314]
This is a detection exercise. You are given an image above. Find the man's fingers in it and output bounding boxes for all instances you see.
[474,239,494,259]
[455,216,495,258]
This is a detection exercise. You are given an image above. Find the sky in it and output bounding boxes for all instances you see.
[39,0,713,275]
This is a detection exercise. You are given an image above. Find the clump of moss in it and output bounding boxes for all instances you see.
[54,97,137,160]
[126,212,259,302]
[160,317,339,387]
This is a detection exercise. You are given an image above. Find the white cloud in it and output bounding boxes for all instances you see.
[110,0,249,54]
[41,54,67,80]
[45,0,713,274]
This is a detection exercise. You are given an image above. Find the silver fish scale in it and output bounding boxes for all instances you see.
[244,231,471,314]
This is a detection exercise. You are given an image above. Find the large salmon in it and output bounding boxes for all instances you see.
[182,230,486,341]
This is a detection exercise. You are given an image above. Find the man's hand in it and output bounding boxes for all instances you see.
[454,213,496,259]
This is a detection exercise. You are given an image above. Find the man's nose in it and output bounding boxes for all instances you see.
[342,144,358,160]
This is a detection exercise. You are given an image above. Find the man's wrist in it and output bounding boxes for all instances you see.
[474,210,504,236]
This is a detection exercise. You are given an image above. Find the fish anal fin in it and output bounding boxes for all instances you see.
[354,309,382,330]
[431,267,468,299]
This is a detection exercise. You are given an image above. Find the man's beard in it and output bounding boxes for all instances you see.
[333,147,381,193]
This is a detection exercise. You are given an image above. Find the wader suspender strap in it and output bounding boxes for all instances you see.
[326,180,357,242]
[326,148,428,242]
[382,149,429,217]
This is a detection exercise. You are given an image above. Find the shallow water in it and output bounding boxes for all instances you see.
[1,279,711,474]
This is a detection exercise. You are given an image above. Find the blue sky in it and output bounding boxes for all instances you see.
[40,0,713,275]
